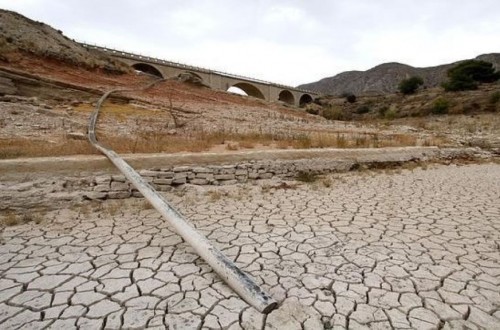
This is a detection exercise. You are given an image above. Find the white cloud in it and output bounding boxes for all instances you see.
[168,8,219,39]
[156,38,344,86]
[264,5,304,23]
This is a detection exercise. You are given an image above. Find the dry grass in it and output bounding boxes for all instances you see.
[139,199,154,210]
[399,161,430,171]
[238,141,257,149]
[0,129,439,159]
[2,97,451,160]
[206,190,224,202]
[225,142,239,151]
[2,211,19,226]
[128,199,154,211]
[0,137,98,159]
[296,171,319,183]
[32,212,45,224]
[1,210,46,227]
[3,92,443,159]
[233,188,250,201]
[321,176,333,188]
[105,201,122,216]
[78,204,91,217]
[397,113,500,135]
[261,182,298,193]
[74,102,161,121]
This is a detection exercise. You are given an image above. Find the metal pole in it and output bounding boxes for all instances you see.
[88,81,277,314]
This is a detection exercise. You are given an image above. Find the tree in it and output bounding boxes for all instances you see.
[340,92,357,103]
[398,76,424,95]
[443,60,500,91]
[346,94,356,103]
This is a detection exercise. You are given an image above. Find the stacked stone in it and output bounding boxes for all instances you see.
[86,159,362,200]
[88,161,293,200]
[139,162,295,187]
[88,175,133,200]
[84,147,487,200]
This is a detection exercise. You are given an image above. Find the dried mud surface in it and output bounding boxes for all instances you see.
[1,164,499,329]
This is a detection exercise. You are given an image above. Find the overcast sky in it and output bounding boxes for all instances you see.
[1,0,499,86]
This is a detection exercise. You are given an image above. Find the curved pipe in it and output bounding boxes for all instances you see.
[87,80,277,314]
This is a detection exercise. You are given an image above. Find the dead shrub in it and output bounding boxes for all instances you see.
[296,171,319,183]
[206,190,223,202]
[2,211,19,226]
[322,106,346,120]
[321,176,333,188]
[225,143,239,151]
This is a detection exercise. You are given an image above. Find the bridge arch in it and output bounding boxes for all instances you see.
[278,90,295,105]
[131,63,163,78]
[299,94,313,106]
[228,82,265,100]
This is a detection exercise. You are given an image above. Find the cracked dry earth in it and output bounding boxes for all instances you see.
[1,163,500,329]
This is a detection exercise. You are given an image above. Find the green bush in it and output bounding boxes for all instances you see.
[431,98,450,114]
[339,92,357,104]
[377,106,389,118]
[443,60,500,91]
[399,76,424,95]
[340,92,356,103]
[442,76,478,91]
[356,105,370,114]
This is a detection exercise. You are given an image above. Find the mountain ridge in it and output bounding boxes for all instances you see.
[298,53,500,96]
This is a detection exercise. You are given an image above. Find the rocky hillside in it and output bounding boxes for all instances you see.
[299,54,500,96]
[0,9,128,72]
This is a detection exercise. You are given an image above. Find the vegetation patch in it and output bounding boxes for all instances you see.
[1,210,45,227]
[356,105,371,114]
[489,91,500,104]
[341,92,357,103]
[296,171,319,183]
[399,76,424,95]
[322,106,347,120]
[443,60,500,91]
[431,98,450,114]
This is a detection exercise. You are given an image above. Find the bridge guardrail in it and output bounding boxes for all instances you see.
[79,42,316,94]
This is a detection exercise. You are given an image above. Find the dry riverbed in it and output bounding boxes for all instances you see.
[0,163,499,329]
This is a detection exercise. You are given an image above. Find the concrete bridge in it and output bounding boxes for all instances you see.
[82,44,318,107]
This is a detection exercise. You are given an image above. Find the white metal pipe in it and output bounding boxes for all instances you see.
[88,82,277,314]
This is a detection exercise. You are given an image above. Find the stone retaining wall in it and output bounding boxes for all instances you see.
[1,147,492,211]
[84,147,488,200]
[86,159,353,200]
